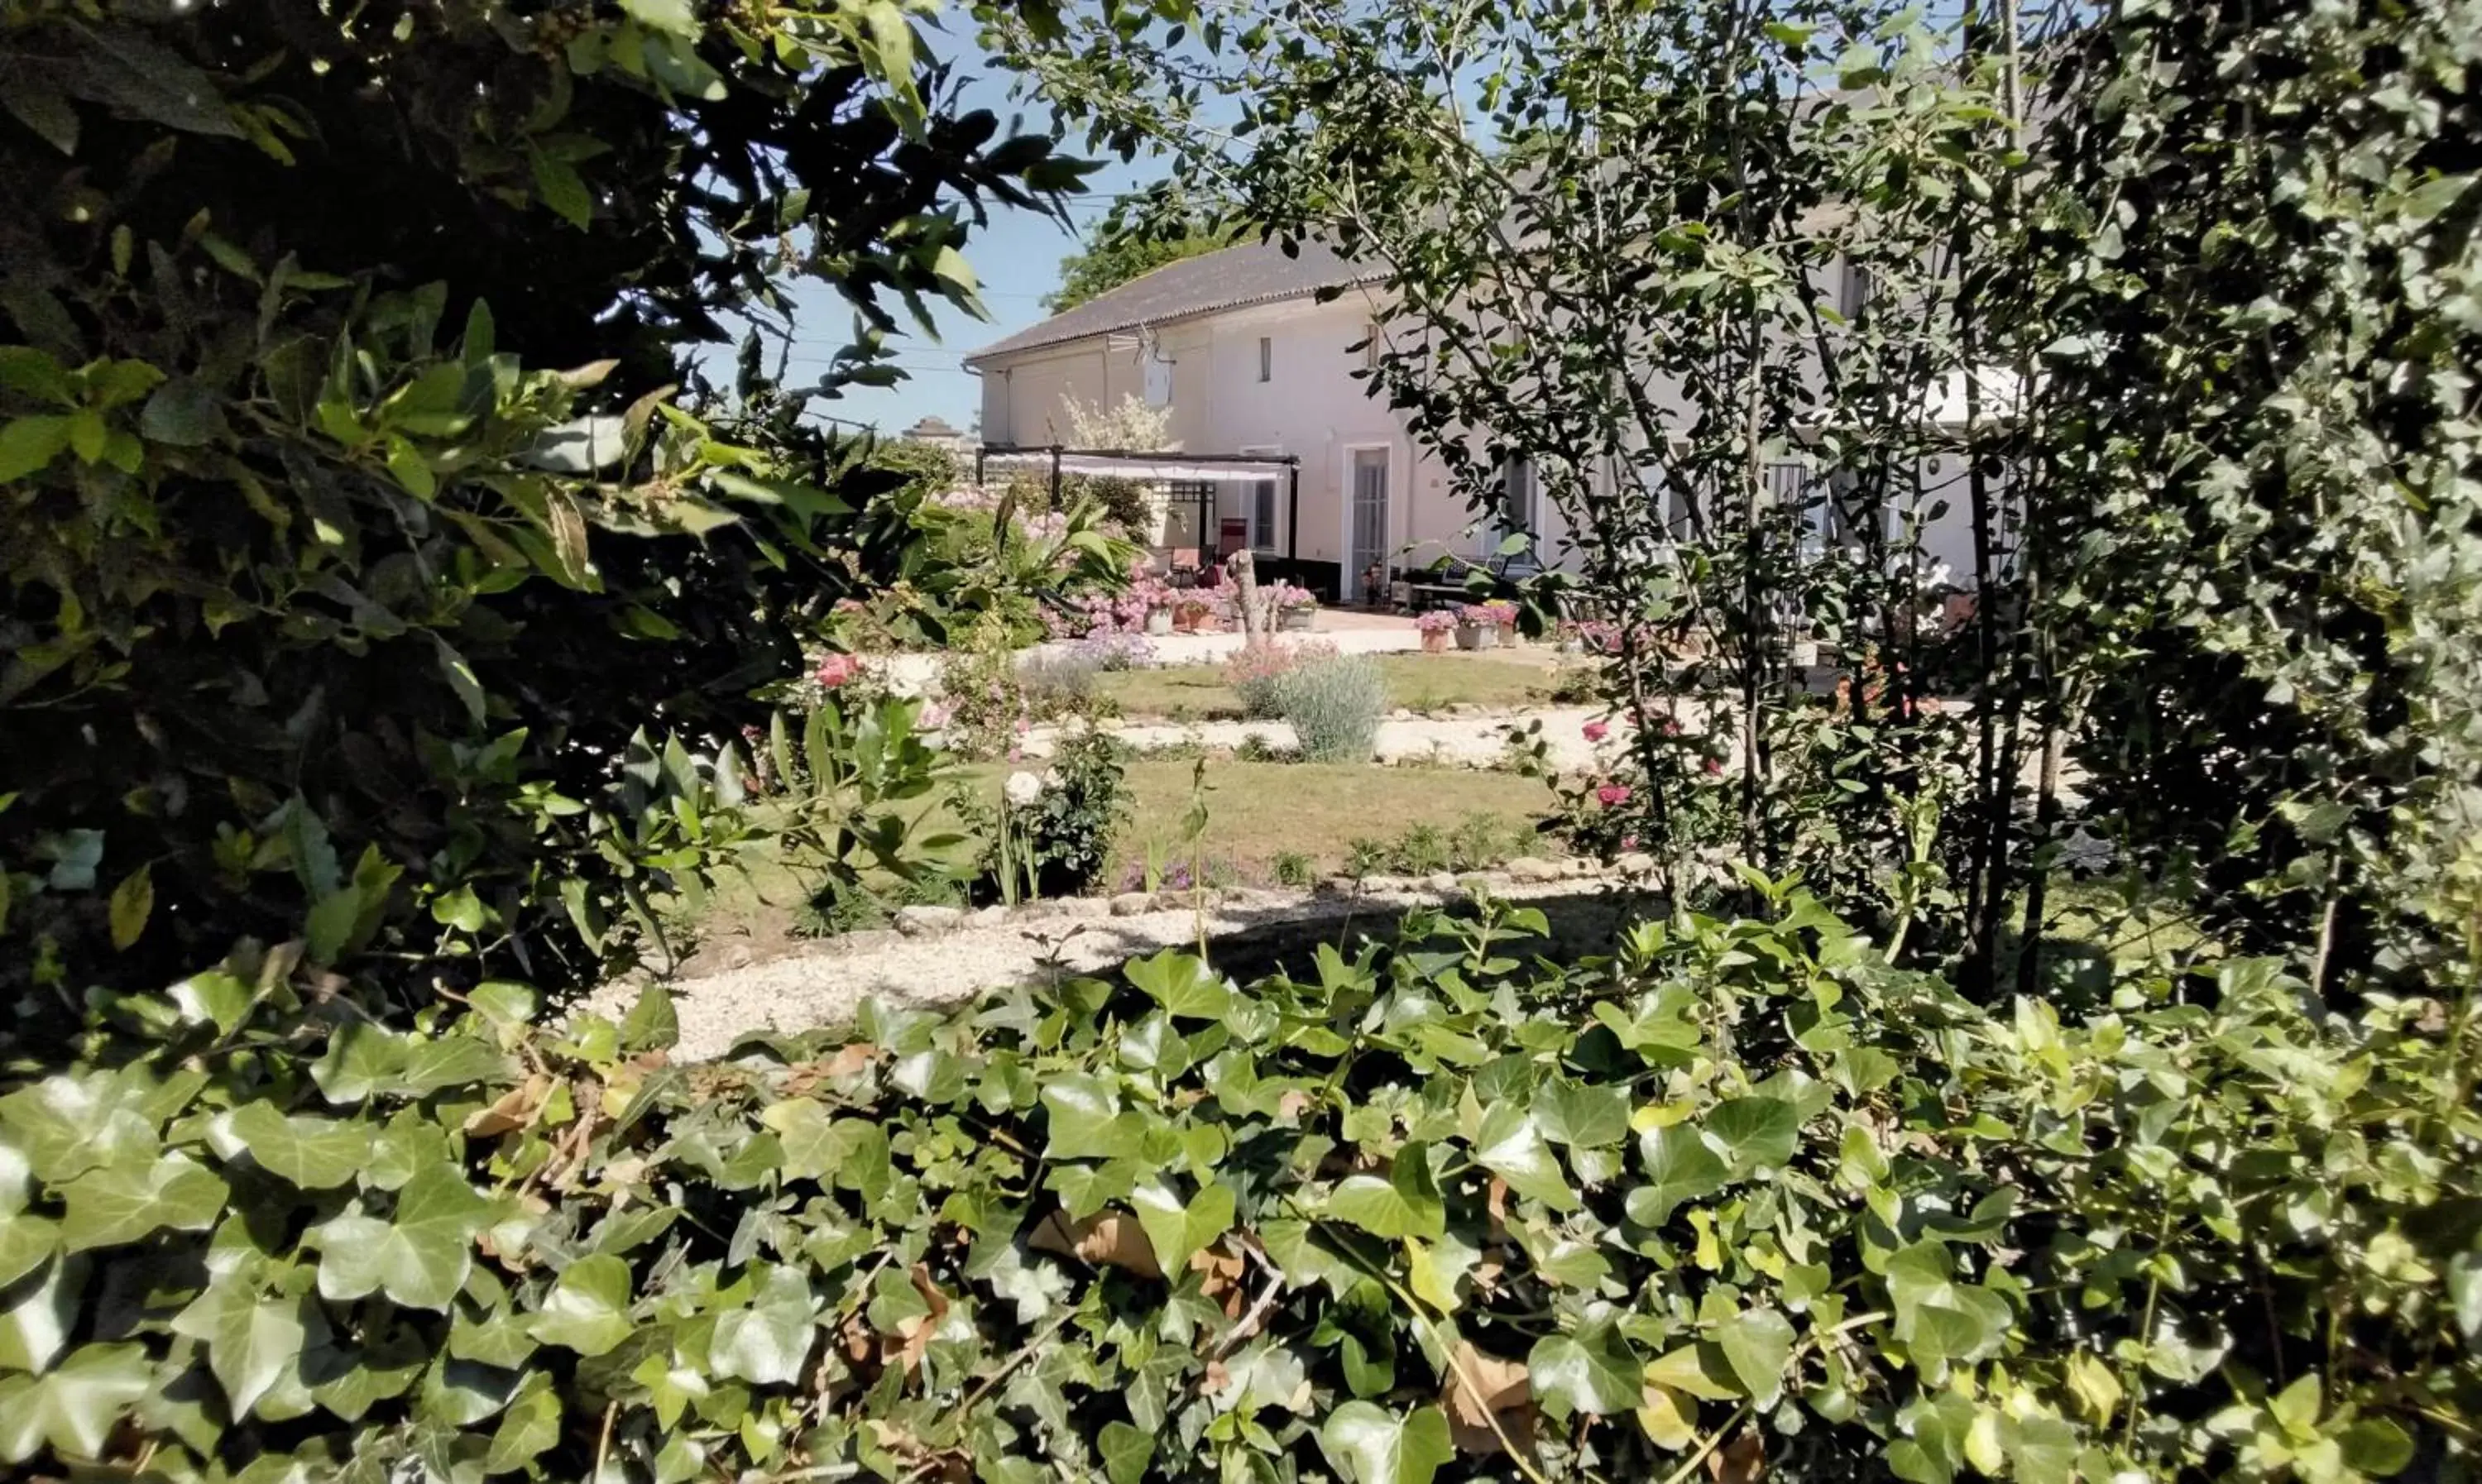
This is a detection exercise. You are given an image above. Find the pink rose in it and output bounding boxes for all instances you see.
[1595,783,1632,807]
[1583,720,1609,743]
[814,653,861,688]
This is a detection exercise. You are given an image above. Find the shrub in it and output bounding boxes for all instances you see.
[6,894,2470,1482]
[1018,649,1101,710]
[958,731,1133,902]
[1395,821,1451,875]
[1275,653,1387,762]
[1272,849,1317,887]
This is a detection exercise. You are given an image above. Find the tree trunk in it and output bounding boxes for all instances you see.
[1233,548,1263,642]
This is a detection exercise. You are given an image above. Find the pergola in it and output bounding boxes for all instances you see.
[974,444,1305,570]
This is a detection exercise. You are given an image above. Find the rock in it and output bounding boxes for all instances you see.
[723,945,755,971]
[1561,856,1598,878]
[1424,872,1459,893]
[1617,851,1658,877]
[1389,708,1416,721]
[1504,855,1563,883]
[972,905,1011,927]
[1320,875,1363,898]
[894,905,965,936]
[1109,892,1156,917]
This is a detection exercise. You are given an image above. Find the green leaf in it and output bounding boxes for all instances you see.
[59,1152,228,1252]
[0,347,70,403]
[529,1253,635,1356]
[1041,1073,1142,1161]
[225,1102,371,1189]
[2339,1417,2415,1477]
[0,1073,159,1182]
[1473,1103,1575,1208]
[1537,1079,1631,1148]
[167,969,254,1036]
[312,1021,409,1104]
[1714,1306,1795,1402]
[485,1383,565,1473]
[311,1163,492,1310]
[1629,1123,1726,1226]
[138,377,229,445]
[529,147,593,229]
[1702,1096,1800,1175]
[1124,950,1230,1020]
[1100,1419,1157,1484]
[620,0,701,36]
[400,1034,512,1096]
[0,1343,153,1463]
[431,634,488,727]
[170,1282,308,1419]
[0,415,72,481]
[1131,1178,1236,1276]
[620,981,678,1052]
[1529,1321,1641,1418]
[711,1266,818,1386]
[1317,1401,1453,1484]
[1327,1144,1445,1241]
[0,1211,56,1291]
[106,864,151,950]
[1644,1344,1740,1403]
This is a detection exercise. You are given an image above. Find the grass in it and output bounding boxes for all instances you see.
[1098,652,1588,720]
[660,756,1559,972]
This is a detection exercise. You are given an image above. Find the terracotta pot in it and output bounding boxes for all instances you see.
[1421,630,1450,653]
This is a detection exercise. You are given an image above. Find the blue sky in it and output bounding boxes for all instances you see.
[774,26,1163,436]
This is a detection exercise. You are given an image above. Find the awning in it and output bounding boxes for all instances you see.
[977,451,1294,483]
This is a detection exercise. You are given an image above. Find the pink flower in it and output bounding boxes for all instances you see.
[1703,759,1723,777]
[1662,717,1681,735]
[1583,720,1610,743]
[814,653,862,688]
[1620,835,1640,850]
[1595,783,1632,807]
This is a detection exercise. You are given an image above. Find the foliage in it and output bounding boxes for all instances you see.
[1044,191,1237,314]
[1225,639,1339,721]
[2029,0,2482,998]
[1275,653,1388,764]
[1062,393,1178,454]
[5,890,2471,1480]
[959,730,1134,902]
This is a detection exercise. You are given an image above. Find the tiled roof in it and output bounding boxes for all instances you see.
[965,237,1382,365]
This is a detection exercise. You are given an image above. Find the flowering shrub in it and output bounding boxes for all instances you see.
[1225,639,1339,720]
[1072,631,1157,671]
[1045,572,1176,639]
[958,730,1131,900]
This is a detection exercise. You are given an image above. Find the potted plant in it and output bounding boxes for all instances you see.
[1144,601,1174,636]
[1275,583,1318,632]
[1174,593,1218,633]
[1453,604,1497,650]
[1480,601,1520,646]
[1416,609,1456,653]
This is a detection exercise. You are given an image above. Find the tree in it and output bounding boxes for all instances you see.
[0,0,1138,1033]
[1043,193,1234,311]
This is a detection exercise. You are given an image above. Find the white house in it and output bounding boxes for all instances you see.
[965,238,2004,603]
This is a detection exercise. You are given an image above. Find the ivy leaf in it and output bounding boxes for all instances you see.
[1702,1096,1800,1175]
[1317,1401,1454,1484]
[168,1281,307,1419]
[1473,1103,1576,1208]
[710,1266,819,1386]
[224,1102,371,1190]
[0,1074,160,1183]
[1528,1321,1641,1418]
[0,1211,57,1290]
[311,1164,492,1311]
[59,1152,228,1252]
[1041,1073,1142,1161]
[1327,1144,1445,1241]
[312,1022,410,1105]
[1644,1344,1741,1403]
[529,1253,635,1356]
[1131,1177,1236,1276]
[1537,1079,1631,1148]
[400,1033,512,1096]
[1713,1307,1795,1403]
[1629,1123,1726,1226]
[1124,950,1230,1020]
[620,982,678,1052]
[167,970,254,1036]
[484,1383,565,1473]
[0,1342,153,1462]
[1100,1419,1157,1484]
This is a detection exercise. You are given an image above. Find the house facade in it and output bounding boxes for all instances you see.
[966,238,1999,603]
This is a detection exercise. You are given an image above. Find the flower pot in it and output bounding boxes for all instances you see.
[1497,623,1518,647]
[1277,606,1315,632]
[1454,622,1494,651]
[1421,630,1450,653]
[1144,608,1173,636]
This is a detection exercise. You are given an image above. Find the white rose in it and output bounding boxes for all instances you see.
[1004,771,1043,807]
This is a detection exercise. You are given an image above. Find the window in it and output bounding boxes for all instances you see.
[1252,477,1279,552]
[1257,336,1272,382]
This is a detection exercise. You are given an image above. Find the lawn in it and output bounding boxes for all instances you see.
[661,755,1560,973]
[1095,652,1590,720]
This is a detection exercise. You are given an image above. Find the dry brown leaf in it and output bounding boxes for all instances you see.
[1028,1209,1164,1280]
[840,1309,877,1363]
[463,1074,552,1137]
[1191,1242,1248,1314]
[1707,1429,1766,1484]
[1441,1342,1537,1455]
[825,1041,879,1078]
[1485,1175,1511,1241]
[1277,1089,1315,1122]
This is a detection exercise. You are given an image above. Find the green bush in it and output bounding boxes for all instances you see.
[2,892,2470,1481]
[1276,653,1387,763]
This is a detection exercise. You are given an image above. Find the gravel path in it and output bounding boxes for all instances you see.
[1022,706,1608,769]
[594,868,1619,1060]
